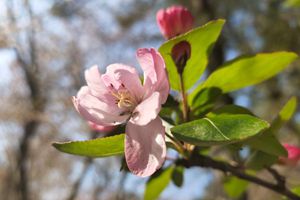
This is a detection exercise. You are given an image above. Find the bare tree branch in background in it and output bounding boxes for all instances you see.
[6,0,45,199]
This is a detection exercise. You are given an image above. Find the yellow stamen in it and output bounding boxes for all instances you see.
[111,89,136,109]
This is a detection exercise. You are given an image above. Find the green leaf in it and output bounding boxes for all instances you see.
[271,97,297,132]
[224,177,249,198]
[172,166,184,187]
[191,87,222,116]
[163,95,179,107]
[246,132,287,156]
[246,98,296,157]
[189,52,298,105]
[144,167,174,200]
[206,104,253,118]
[159,19,225,91]
[246,151,278,170]
[284,0,300,7]
[171,114,269,146]
[245,98,296,169]
[52,134,125,157]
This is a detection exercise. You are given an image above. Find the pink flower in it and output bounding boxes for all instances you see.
[88,121,115,132]
[156,5,194,39]
[279,144,300,166]
[73,48,169,177]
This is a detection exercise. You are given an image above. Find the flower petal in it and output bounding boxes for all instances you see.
[125,117,166,177]
[136,48,169,104]
[102,64,144,100]
[88,121,115,132]
[84,65,116,104]
[131,92,161,126]
[73,86,129,126]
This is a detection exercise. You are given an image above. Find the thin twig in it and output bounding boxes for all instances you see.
[176,152,300,200]
[266,167,286,188]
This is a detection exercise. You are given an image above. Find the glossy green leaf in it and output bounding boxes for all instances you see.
[224,177,248,198]
[171,114,269,146]
[189,52,298,105]
[52,134,125,157]
[271,97,297,132]
[172,166,184,187]
[144,167,174,200]
[159,20,225,91]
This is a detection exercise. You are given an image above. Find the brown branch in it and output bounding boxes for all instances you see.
[177,152,300,200]
[266,167,286,188]
[10,1,43,199]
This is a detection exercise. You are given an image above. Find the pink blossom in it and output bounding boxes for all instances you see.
[156,5,194,39]
[73,48,169,177]
[88,121,115,132]
[279,144,300,166]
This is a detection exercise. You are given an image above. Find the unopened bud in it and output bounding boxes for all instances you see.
[171,40,191,74]
[156,5,194,40]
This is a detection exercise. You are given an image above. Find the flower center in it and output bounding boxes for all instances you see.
[111,89,137,110]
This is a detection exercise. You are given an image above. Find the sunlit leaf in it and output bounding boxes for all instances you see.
[144,167,174,200]
[52,134,125,157]
[271,97,297,132]
[159,19,225,91]
[189,52,298,105]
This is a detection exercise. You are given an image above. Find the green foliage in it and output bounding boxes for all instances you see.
[171,166,184,187]
[159,20,225,91]
[144,167,174,200]
[52,134,125,157]
[284,0,300,7]
[189,52,298,105]
[224,177,248,199]
[246,132,287,156]
[171,114,269,146]
[53,13,299,199]
[206,104,253,117]
[271,97,297,132]
[191,87,222,116]
[245,97,297,169]
[246,151,278,170]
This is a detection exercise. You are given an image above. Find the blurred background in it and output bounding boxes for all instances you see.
[0,0,300,199]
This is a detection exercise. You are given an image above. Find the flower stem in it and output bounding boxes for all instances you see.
[179,75,189,122]
[165,132,187,158]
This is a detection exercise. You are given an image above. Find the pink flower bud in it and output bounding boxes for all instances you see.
[279,144,300,166]
[156,5,194,39]
[88,121,115,132]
